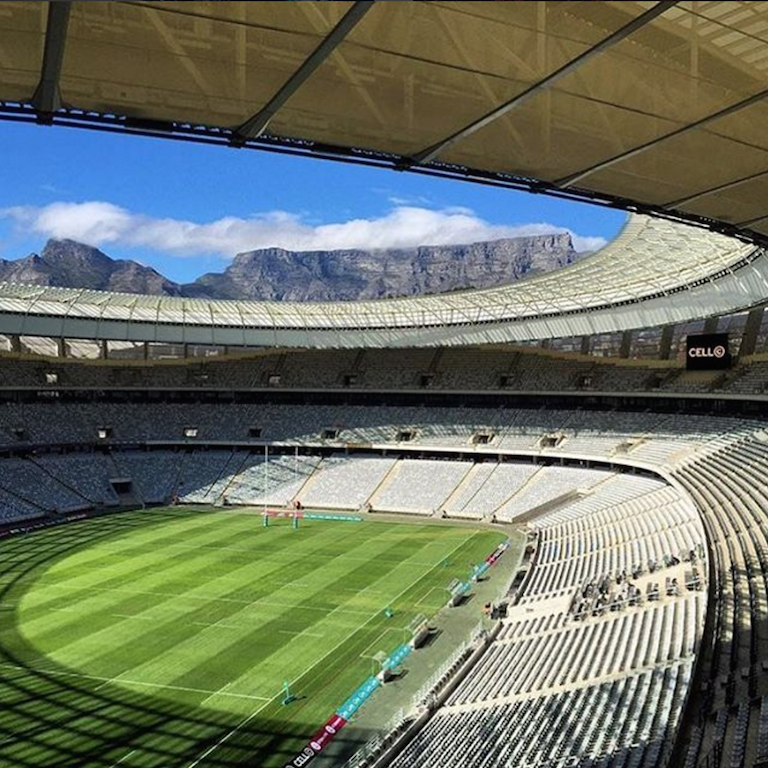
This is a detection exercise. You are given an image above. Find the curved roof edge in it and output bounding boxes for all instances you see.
[0,215,765,348]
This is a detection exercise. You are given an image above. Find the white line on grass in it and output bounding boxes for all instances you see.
[45,583,372,616]
[93,539,444,568]
[190,620,246,630]
[358,627,404,660]
[184,529,479,768]
[278,629,324,638]
[199,679,234,707]
[108,749,136,768]
[415,586,446,609]
[0,662,270,701]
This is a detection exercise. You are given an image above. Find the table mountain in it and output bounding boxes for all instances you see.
[0,239,181,295]
[183,233,581,301]
[2,233,584,301]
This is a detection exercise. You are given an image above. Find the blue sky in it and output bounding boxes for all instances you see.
[0,121,626,284]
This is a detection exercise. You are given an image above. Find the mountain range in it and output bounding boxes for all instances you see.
[0,233,585,301]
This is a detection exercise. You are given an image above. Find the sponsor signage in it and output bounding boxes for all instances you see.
[470,540,510,581]
[337,675,381,720]
[264,511,363,522]
[485,540,510,566]
[382,643,413,671]
[686,333,731,370]
[283,638,416,767]
[472,562,490,580]
[283,715,348,768]
[448,579,472,598]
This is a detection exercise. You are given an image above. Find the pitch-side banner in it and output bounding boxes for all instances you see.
[686,333,731,370]
[283,714,347,768]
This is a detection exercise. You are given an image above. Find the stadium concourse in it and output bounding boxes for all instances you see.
[0,345,767,768]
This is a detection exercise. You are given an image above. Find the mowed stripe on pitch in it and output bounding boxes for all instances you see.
[112,525,454,698]
[16,523,368,677]
[19,522,444,700]
[153,526,463,698]
[90,524,413,696]
[20,515,328,615]
[3,511,505,767]
[193,529,489,765]
[18,517,351,630]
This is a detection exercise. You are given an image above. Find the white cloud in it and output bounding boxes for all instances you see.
[387,194,434,207]
[1,200,608,258]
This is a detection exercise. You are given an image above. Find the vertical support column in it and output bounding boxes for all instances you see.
[10,335,21,354]
[739,307,764,358]
[142,342,149,361]
[580,336,591,356]
[57,338,67,358]
[183,343,190,359]
[659,325,675,360]
[619,330,632,359]
[100,339,108,359]
[539,339,550,350]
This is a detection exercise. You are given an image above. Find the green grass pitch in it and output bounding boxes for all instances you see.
[0,507,507,768]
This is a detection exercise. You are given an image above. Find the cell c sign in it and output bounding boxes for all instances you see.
[685,333,731,370]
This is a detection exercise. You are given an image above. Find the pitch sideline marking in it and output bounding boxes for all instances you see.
[358,627,404,660]
[42,583,373,617]
[279,629,325,638]
[184,528,480,768]
[108,749,136,768]
[0,662,271,701]
[415,586,446,609]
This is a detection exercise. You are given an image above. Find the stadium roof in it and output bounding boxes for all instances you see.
[3,1,768,245]
[0,214,766,348]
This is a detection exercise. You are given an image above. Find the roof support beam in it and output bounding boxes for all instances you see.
[666,167,768,209]
[406,0,678,167]
[31,1,72,119]
[234,0,374,141]
[557,86,768,188]
[736,213,768,228]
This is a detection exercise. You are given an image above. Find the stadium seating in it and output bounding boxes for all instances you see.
[0,401,754,461]
[672,435,768,767]
[33,454,119,506]
[5,346,768,397]
[390,469,706,768]
[371,459,473,515]
[0,403,754,528]
[443,462,539,519]
[112,450,183,504]
[0,457,89,513]
[0,486,44,524]
[224,454,321,506]
[176,450,238,503]
[392,664,694,768]
[492,465,610,522]
[299,453,397,509]
[1,382,767,768]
